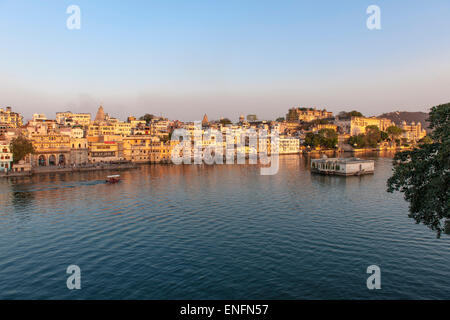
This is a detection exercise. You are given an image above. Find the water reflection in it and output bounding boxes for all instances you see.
[0,153,449,300]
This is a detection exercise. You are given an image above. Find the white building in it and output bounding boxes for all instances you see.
[311,158,374,176]
[0,142,13,172]
[279,136,300,154]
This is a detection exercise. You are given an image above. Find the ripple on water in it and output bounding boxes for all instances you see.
[0,155,449,299]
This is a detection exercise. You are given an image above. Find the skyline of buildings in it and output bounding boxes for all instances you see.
[0,103,428,175]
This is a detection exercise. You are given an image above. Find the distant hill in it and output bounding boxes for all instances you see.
[378,111,431,132]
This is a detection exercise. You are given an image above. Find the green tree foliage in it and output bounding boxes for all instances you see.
[348,125,382,148]
[348,134,367,148]
[219,118,232,125]
[365,125,382,147]
[386,125,403,140]
[139,114,154,124]
[387,103,450,237]
[304,129,338,149]
[275,117,285,122]
[419,135,433,144]
[339,110,364,118]
[10,136,34,164]
[304,132,321,148]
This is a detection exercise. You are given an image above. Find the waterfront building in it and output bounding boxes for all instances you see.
[123,136,156,163]
[0,107,23,128]
[286,107,333,122]
[335,116,393,136]
[30,133,71,167]
[311,158,375,176]
[400,121,427,143]
[0,142,13,172]
[149,140,173,163]
[247,114,258,122]
[70,138,89,165]
[279,136,300,154]
[10,159,32,174]
[88,140,121,163]
[123,136,175,163]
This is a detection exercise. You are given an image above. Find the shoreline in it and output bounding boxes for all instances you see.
[0,148,407,178]
[0,162,138,178]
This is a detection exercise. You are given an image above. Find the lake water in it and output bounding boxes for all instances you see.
[0,153,449,299]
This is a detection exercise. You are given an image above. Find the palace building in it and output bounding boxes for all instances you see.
[286,107,333,122]
[400,121,427,142]
[335,116,393,136]
[30,133,71,167]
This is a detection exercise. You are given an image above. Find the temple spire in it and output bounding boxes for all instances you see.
[95,105,106,122]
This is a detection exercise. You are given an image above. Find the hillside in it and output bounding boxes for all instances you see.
[378,111,431,132]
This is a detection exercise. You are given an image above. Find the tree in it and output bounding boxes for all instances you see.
[339,110,364,118]
[347,126,382,148]
[348,110,364,117]
[419,135,433,144]
[365,125,382,147]
[387,103,450,237]
[275,117,285,122]
[348,134,367,148]
[139,114,154,124]
[318,128,338,149]
[304,129,338,149]
[304,132,321,148]
[10,136,34,164]
[219,118,232,125]
[386,126,403,146]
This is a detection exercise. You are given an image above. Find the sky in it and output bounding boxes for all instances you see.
[0,0,450,121]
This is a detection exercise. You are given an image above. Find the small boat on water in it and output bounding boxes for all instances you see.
[106,175,120,183]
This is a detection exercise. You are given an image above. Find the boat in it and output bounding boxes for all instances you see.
[106,175,120,183]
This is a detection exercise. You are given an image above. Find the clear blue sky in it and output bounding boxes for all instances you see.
[1,0,449,121]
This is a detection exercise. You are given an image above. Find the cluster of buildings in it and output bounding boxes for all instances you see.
[0,105,428,174]
[283,107,426,143]
[0,106,175,174]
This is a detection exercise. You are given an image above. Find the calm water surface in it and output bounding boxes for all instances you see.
[0,153,449,299]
